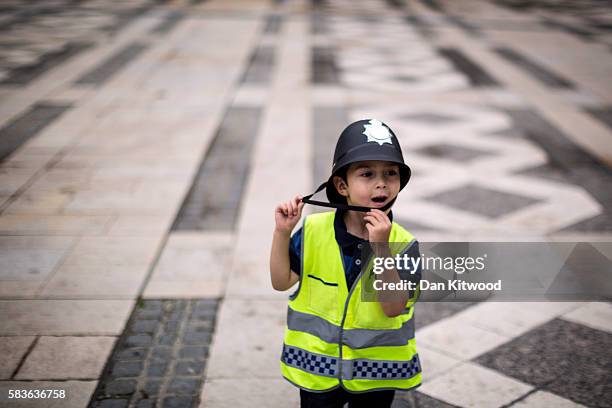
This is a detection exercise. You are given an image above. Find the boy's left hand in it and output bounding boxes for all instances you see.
[364,209,392,242]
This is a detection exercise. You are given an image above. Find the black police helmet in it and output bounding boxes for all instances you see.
[326,119,411,204]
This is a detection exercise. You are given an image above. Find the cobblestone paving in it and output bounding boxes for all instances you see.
[89,299,218,408]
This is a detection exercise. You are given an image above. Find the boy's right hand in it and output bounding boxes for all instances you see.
[275,194,304,235]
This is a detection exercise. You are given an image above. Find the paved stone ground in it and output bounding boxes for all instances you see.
[0,0,611,407]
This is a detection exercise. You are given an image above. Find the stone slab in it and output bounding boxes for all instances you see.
[205,299,287,379]
[0,300,133,335]
[16,336,116,380]
[0,336,36,379]
[561,302,612,334]
[419,362,532,408]
[199,378,299,408]
[0,380,97,407]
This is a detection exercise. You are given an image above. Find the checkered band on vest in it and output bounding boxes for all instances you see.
[351,355,420,379]
[282,344,338,377]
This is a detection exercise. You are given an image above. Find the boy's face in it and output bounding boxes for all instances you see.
[333,160,401,212]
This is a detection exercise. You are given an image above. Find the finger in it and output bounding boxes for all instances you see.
[363,215,377,225]
[366,212,382,224]
[287,201,295,217]
[282,203,289,216]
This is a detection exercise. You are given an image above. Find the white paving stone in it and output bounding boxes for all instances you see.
[0,380,97,408]
[144,231,233,299]
[417,344,462,383]
[419,362,533,408]
[16,336,116,380]
[205,299,287,379]
[199,378,299,408]
[416,312,511,360]
[0,336,36,379]
[512,390,586,407]
[561,302,612,334]
[0,300,133,335]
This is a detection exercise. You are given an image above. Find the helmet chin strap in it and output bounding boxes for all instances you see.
[301,181,396,213]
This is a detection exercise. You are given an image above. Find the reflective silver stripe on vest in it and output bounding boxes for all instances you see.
[287,307,415,349]
[282,343,420,381]
[281,343,339,378]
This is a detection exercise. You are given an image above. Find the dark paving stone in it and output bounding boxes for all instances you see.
[400,112,459,125]
[392,390,460,407]
[241,45,275,84]
[515,163,569,184]
[150,11,184,35]
[182,332,212,345]
[92,302,216,406]
[416,143,490,162]
[96,400,129,408]
[505,110,612,232]
[425,184,541,218]
[157,333,178,346]
[394,217,442,232]
[164,320,180,332]
[0,102,71,162]
[475,318,612,407]
[143,379,162,397]
[166,378,200,395]
[447,16,481,37]
[104,379,137,396]
[312,46,339,84]
[75,43,148,86]
[179,346,208,359]
[414,302,475,330]
[561,213,612,232]
[542,18,595,42]
[135,309,163,319]
[1,42,91,85]
[116,347,149,360]
[111,361,143,378]
[174,361,205,376]
[404,15,436,39]
[420,0,443,12]
[172,107,261,231]
[147,362,169,377]
[132,320,159,334]
[151,347,173,359]
[135,399,156,408]
[162,396,195,408]
[186,321,213,333]
[585,106,612,131]
[126,334,153,347]
[494,47,574,88]
[438,47,500,87]
[194,299,217,309]
[264,14,282,34]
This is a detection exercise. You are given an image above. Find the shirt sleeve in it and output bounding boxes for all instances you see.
[289,227,302,275]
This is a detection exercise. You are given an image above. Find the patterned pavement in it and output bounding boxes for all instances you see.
[0,0,610,407]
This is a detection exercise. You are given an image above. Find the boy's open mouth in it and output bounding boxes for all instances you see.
[371,195,388,205]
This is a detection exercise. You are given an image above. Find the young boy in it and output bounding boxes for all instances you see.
[270,119,421,408]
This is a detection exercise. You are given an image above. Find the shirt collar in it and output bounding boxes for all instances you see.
[334,209,394,248]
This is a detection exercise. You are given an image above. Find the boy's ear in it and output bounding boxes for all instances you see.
[332,176,349,197]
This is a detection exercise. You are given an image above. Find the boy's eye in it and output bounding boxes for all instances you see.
[386,170,398,176]
[361,171,372,177]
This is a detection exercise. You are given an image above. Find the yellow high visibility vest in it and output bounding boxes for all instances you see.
[280,211,421,393]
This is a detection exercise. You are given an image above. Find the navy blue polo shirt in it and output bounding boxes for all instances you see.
[289,210,421,290]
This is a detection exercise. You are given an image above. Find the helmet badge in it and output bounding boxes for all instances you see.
[362,119,393,146]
